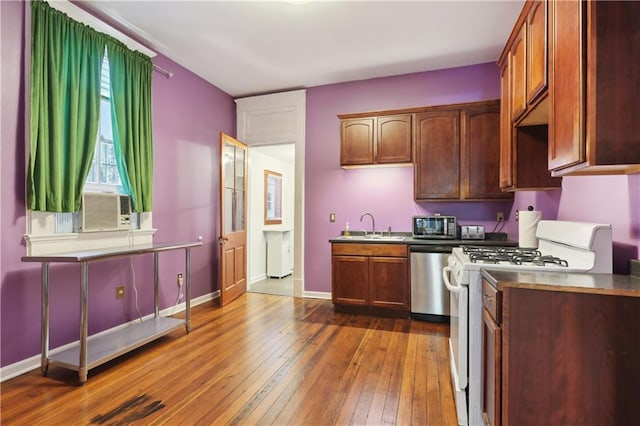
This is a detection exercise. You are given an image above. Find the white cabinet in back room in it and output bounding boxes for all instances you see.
[264,230,293,278]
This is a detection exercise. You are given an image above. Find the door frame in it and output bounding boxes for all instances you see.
[235,90,306,297]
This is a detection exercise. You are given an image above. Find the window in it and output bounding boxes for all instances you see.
[26,0,156,255]
[85,51,123,193]
[55,51,135,233]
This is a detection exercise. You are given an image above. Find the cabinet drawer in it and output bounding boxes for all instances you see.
[332,243,407,257]
[482,279,501,323]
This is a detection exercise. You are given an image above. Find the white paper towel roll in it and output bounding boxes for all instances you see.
[519,210,542,248]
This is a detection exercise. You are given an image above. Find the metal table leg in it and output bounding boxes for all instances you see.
[78,262,89,384]
[154,252,159,317]
[41,262,50,376]
[185,248,191,333]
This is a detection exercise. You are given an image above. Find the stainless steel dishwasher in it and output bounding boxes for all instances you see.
[410,245,454,322]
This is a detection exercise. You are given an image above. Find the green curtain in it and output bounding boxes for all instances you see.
[106,41,154,212]
[28,0,106,212]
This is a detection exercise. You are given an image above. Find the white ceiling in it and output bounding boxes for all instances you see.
[81,0,524,98]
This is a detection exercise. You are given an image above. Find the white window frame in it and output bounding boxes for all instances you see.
[23,0,157,256]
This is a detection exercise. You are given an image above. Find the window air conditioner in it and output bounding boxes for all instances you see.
[80,192,131,232]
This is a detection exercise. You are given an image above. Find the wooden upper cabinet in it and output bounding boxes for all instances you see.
[499,62,514,190]
[498,0,561,191]
[504,0,549,126]
[510,25,527,122]
[340,114,411,167]
[340,118,375,166]
[527,0,547,103]
[549,0,640,175]
[415,101,511,201]
[376,115,412,164]
[548,0,584,171]
[414,109,460,200]
[461,101,513,200]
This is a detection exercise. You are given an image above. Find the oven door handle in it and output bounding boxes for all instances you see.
[442,266,461,294]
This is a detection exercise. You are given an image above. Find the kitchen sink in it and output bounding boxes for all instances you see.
[335,235,406,242]
[363,235,406,241]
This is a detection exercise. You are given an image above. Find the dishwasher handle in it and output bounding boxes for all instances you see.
[409,245,456,254]
[442,266,461,294]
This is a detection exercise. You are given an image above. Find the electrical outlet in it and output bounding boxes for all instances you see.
[496,211,505,222]
[116,286,125,299]
[177,273,183,287]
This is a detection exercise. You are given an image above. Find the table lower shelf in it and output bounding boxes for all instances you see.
[48,316,185,372]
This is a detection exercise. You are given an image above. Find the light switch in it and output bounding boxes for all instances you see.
[330,213,336,222]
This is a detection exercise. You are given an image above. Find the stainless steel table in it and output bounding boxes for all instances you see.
[21,241,202,384]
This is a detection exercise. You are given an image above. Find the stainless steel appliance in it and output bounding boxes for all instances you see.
[410,245,453,322]
[412,215,457,239]
[442,220,613,426]
[460,225,484,240]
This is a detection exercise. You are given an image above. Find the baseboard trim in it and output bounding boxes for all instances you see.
[0,291,219,383]
[302,291,331,300]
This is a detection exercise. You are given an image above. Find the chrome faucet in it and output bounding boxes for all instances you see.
[360,212,376,235]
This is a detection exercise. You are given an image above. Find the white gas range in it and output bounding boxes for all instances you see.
[443,220,613,426]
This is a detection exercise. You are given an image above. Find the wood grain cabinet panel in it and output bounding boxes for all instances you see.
[415,101,512,201]
[498,0,560,191]
[340,114,411,167]
[369,256,409,310]
[331,243,409,317]
[461,102,513,200]
[340,118,375,166]
[376,115,412,164]
[414,109,461,201]
[549,0,640,175]
[526,0,547,103]
[510,25,527,122]
[481,279,640,425]
[332,255,369,306]
[482,308,501,426]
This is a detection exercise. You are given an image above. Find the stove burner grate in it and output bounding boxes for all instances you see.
[464,245,568,267]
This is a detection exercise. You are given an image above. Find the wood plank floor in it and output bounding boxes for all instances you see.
[0,294,457,425]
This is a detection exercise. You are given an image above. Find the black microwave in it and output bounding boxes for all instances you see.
[412,215,457,239]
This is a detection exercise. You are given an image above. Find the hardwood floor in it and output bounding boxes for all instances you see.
[0,294,457,425]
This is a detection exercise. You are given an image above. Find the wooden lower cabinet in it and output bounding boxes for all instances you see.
[332,243,409,317]
[481,278,640,425]
[482,309,501,426]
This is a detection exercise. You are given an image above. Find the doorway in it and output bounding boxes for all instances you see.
[247,143,295,297]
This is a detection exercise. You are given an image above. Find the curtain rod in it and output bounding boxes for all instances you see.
[153,64,173,79]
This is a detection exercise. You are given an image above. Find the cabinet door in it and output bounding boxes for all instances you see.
[332,255,369,305]
[548,0,585,171]
[499,62,513,190]
[414,110,460,200]
[369,256,409,310]
[461,102,513,200]
[376,115,412,164]
[527,0,547,104]
[341,118,375,166]
[510,24,527,121]
[482,308,502,426]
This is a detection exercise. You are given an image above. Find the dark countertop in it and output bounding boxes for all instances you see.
[481,268,640,298]
[330,232,517,247]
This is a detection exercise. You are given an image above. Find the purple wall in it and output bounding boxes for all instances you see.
[3,0,639,372]
[0,1,235,367]
[304,63,515,293]
[558,175,640,273]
